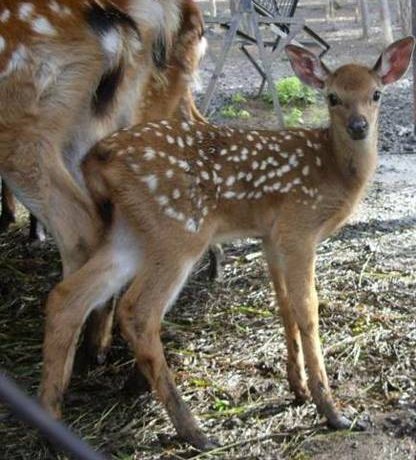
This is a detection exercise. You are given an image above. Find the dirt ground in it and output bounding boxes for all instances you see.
[0,1,415,459]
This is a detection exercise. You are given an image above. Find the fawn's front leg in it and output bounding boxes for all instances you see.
[275,239,354,429]
[263,240,310,402]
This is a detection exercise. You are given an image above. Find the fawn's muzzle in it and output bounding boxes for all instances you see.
[347,116,369,140]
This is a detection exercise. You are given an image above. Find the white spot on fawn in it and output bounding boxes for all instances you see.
[178,160,190,171]
[0,35,5,53]
[302,165,310,176]
[226,176,235,187]
[223,191,236,199]
[144,147,156,160]
[157,195,169,206]
[185,218,198,233]
[288,154,298,167]
[141,174,158,192]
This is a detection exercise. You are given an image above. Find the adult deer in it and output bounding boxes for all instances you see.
[0,0,206,237]
[0,0,206,239]
[0,0,206,360]
[39,37,414,449]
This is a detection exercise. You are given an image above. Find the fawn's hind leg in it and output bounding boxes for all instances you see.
[117,252,216,450]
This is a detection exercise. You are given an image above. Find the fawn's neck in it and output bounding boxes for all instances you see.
[328,124,378,193]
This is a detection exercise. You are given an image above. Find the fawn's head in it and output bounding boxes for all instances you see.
[286,37,415,143]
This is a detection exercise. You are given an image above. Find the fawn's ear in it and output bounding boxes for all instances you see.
[285,44,330,89]
[373,36,415,85]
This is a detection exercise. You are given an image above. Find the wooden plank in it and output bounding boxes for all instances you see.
[359,0,370,38]
[380,0,393,44]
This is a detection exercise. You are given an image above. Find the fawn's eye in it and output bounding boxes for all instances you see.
[328,93,341,107]
[373,90,382,102]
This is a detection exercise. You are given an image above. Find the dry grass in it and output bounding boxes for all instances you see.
[0,175,415,459]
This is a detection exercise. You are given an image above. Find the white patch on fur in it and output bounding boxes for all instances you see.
[0,35,5,53]
[32,16,56,35]
[19,2,34,21]
[101,29,122,62]
[49,1,61,14]
[1,44,29,77]
[0,9,10,22]
[85,216,143,313]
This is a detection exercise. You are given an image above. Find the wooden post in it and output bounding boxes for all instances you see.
[209,0,217,17]
[379,0,394,44]
[412,0,416,134]
[326,0,335,20]
[359,0,370,38]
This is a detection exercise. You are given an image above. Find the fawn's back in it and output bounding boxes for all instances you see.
[83,119,357,244]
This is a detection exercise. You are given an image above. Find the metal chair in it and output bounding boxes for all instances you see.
[202,0,330,126]
[242,0,330,94]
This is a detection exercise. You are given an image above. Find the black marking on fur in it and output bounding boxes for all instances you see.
[85,2,140,117]
[152,35,167,70]
[85,2,139,38]
[92,64,124,116]
[98,200,113,226]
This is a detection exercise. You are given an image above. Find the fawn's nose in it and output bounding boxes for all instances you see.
[347,116,369,140]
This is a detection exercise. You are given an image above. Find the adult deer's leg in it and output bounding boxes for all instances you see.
[39,243,133,417]
[0,180,16,232]
[29,214,46,242]
[279,239,352,429]
[3,149,100,273]
[263,239,309,402]
[81,298,117,366]
[117,252,215,450]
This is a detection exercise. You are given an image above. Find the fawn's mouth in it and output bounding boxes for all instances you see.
[347,129,368,141]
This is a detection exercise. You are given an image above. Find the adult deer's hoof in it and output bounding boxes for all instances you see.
[187,432,219,451]
[327,413,367,431]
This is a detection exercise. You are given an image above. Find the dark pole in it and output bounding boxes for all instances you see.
[413,0,416,134]
[0,372,108,460]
